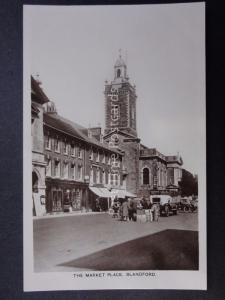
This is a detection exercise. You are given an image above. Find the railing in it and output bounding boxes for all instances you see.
[140,148,166,161]
[166,156,182,164]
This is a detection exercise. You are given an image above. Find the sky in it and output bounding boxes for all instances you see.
[25,3,205,175]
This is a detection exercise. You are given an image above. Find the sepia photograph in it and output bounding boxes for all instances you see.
[23,3,206,290]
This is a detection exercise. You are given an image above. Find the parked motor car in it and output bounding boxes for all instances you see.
[179,197,191,212]
[190,199,198,212]
[150,195,178,217]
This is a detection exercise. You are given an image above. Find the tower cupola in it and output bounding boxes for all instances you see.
[113,50,128,82]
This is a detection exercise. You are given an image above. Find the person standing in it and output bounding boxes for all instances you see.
[122,197,129,221]
[128,198,133,221]
[144,198,152,222]
[152,203,160,221]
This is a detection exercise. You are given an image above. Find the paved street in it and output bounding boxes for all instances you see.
[33,211,198,272]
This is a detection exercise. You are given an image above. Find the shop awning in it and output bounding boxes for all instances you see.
[89,187,112,198]
[111,189,136,199]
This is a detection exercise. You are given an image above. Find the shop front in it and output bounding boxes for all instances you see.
[45,178,90,213]
[89,186,112,212]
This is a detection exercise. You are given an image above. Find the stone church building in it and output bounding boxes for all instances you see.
[103,54,183,198]
[31,53,183,216]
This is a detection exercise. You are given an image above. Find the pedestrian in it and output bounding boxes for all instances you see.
[121,197,129,221]
[143,198,153,222]
[128,198,133,221]
[112,202,119,218]
[131,198,137,221]
[119,199,123,221]
[152,203,160,221]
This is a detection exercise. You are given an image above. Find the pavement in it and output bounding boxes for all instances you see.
[33,211,198,272]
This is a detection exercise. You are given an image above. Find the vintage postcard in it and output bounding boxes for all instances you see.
[23,3,206,291]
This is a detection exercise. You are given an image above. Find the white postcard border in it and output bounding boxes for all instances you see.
[23,3,207,291]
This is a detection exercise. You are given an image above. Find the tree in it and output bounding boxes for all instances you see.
[179,169,198,197]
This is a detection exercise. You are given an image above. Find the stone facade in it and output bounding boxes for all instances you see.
[31,77,48,216]
[31,52,184,216]
[31,76,125,216]
[104,54,137,138]
[104,54,183,197]
[104,131,140,195]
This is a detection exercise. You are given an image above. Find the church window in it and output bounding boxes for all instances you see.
[143,168,150,185]
[117,69,121,78]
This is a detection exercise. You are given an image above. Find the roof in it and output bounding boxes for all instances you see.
[31,102,40,116]
[31,76,50,104]
[43,112,122,155]
[43,113,86,142]
[104,129,139,141]
[139,145,183,165]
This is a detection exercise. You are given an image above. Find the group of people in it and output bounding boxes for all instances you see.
[111,196,160,222]
[112,197,137,221]
[140,197,160,222]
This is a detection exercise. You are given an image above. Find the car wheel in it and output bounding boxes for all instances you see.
[164,205,169,217]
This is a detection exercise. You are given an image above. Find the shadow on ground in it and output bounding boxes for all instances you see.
[58,229,198,270]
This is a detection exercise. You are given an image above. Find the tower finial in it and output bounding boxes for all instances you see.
[119,48,122,58]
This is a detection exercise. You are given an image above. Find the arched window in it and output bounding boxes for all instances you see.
[143,168,149,185]
[117,69,121,78]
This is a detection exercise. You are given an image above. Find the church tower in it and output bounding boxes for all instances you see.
[104,52,137,137]
[104,52,140,195]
